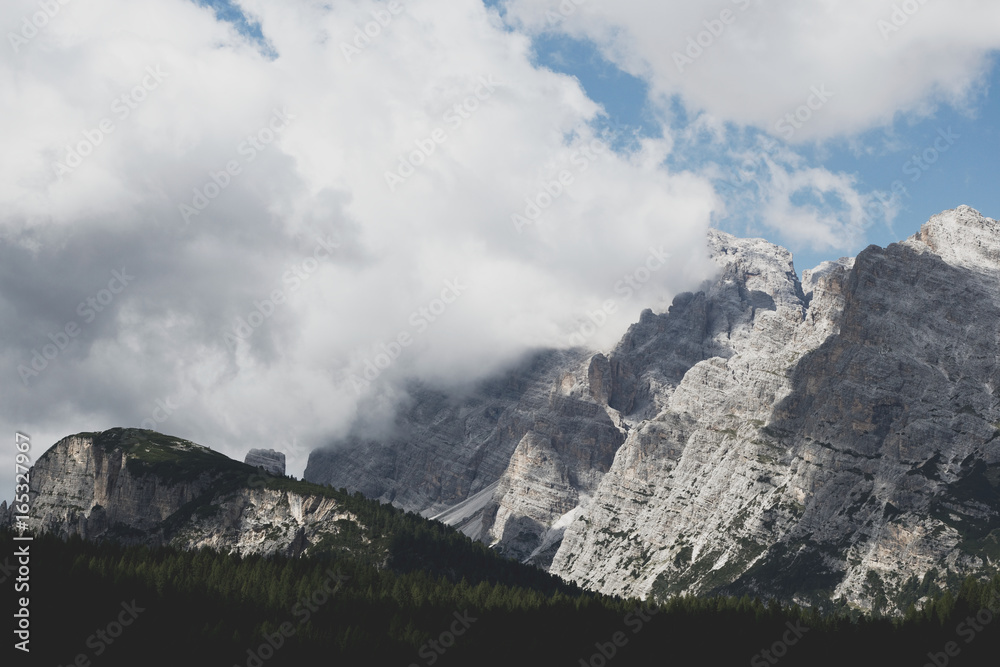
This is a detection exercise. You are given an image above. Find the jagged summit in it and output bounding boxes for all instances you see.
[905,205,1000,274]
[307,207,1000,614]
[9,208,998,615]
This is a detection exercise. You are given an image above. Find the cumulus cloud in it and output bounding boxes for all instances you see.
[698,132,903,252]
[502,0,1000,141]
[2,0,997,502]
[0,0,718,493]
[500,0,1000,251]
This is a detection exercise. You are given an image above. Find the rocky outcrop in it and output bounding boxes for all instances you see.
[169,486,356,558]
[13,431,209,539]
[10,429,360,559]
[304,348,626,565]
[307,205,1000,613]
[245,448,286,476]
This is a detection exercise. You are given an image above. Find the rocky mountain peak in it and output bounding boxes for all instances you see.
[905,205,1000,274]
[301,207,999,614]
[707,229,808,324]
[11,207,999,618]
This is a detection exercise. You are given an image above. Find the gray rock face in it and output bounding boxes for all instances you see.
[4,207,995,614]
[8,429,360,558]
[245,448,286,476]
[304,348,625,566]
[558,207,999,612]
[307,205,1000,613]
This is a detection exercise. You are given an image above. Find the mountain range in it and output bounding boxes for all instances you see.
[7,205,999,617]
[305,205,1000,614]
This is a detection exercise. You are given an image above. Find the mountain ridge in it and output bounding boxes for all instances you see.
[8,206,998,615]
[3,426,578,595]
[306,205,1000,614]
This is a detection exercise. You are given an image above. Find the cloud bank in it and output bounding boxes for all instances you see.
[503,0,1000,140]
[0,0,718,485]
[1,0,997,496]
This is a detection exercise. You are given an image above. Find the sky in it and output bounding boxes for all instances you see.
[2,0,999,502]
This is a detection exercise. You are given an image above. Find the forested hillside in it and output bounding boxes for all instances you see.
[4,528,999,666]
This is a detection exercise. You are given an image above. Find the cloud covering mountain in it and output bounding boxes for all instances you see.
[2,0,998,501]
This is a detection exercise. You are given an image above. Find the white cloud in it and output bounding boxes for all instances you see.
[5,0,995,501]
[503,0,1000,141]
[760,161,880,251]
[0,0,720,493]
[501,1,997,251]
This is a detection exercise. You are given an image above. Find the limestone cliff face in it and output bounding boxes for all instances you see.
[551,226,845,597]
[554,206,1000,611]
[304,348,626,566]
[24,433,214,539]
[306,205,1000,613]
[169,486,357,558]
[11,429,360,559]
